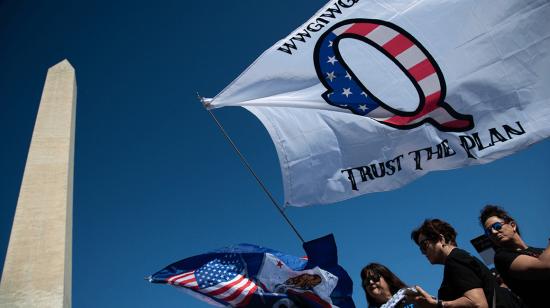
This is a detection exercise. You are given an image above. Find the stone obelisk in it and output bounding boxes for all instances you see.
[0,60,76,307]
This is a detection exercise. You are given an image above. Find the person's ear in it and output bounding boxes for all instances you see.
[439,234,446,244]
[510,221,517,232]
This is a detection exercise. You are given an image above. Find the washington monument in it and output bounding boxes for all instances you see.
[0,60,76,307]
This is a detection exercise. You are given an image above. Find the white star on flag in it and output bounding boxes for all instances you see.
[327,56,337,65]
[342,88,352,97]
[326,71,336,82]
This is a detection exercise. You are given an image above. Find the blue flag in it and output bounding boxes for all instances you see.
[149,234,355,307]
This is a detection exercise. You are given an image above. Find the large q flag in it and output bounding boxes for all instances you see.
[206,0,550,206]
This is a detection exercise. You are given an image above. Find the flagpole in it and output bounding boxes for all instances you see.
[198,94,305,244]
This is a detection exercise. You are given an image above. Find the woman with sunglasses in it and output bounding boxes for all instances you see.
[409,219,521,308]
[360,263,415,308]
[479,205,550,308]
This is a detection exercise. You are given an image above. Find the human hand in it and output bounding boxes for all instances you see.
[403,287,419,297]
[405,285,438,308]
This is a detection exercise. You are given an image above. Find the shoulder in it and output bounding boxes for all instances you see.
[446,248,476,265]
[525,246,544,256]
[444,249,484,275]
[494,246,542,268]
[440,249,487,296]
[496,246,550,278]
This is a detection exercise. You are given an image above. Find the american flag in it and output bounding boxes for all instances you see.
[165,254,258,307]
[316,19,473,132]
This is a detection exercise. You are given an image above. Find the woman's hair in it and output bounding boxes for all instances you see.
[360,263,408,308]
[479,205,520,235]
[410,218,457,246]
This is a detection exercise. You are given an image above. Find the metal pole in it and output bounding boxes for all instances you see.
[200,95,305,244]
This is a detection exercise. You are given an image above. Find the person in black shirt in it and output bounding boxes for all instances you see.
[408,219,520,308]
[479,205,550,308]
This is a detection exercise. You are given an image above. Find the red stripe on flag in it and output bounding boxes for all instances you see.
[176,277,196,286]
[221,279,254,302]
[383,34,414,57]
[236,285,258,307]
[206,275,244,296]
[167,271,193,284]
[344,23,378,36]
[408,59,435,82]
[417,91,440,115]
[385,92,441,125]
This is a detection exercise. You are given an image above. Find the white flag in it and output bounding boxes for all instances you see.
[257,253,338,307]
[208,0,550,206]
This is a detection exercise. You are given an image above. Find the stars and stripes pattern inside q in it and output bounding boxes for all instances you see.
[165,254,258,307]
[314,19,473,132]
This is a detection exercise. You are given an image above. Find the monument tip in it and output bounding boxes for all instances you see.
[49,59,74,72]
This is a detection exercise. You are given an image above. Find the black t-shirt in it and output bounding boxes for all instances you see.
[494,246,550,308]
[438,248,522,308]
[438,249,495,302]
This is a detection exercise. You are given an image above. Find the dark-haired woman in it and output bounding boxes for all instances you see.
[408,219,522,308]
[479,205,550,308]
[361,263,415,308]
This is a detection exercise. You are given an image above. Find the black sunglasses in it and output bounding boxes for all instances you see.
[362,272,381,286]
[484,221,506,236]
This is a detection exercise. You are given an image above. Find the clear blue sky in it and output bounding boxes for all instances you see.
[0,1,548,307]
